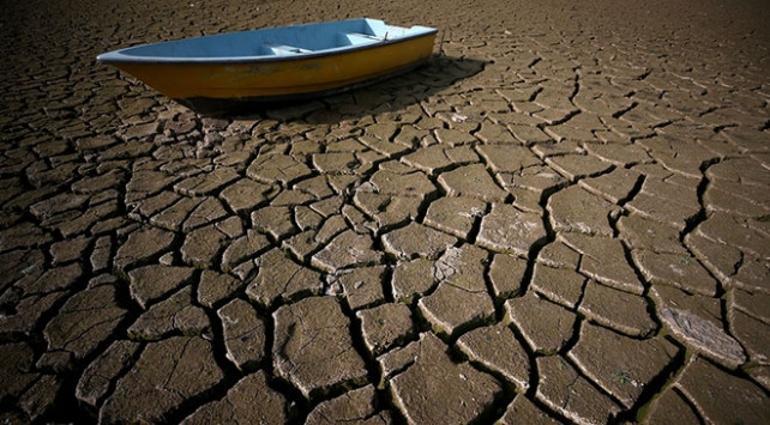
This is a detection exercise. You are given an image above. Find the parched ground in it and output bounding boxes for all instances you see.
[1,0,770,423]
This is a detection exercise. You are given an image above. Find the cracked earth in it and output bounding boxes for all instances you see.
[2,0,770,423]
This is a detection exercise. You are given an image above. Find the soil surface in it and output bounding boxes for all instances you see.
[1,0,770,423]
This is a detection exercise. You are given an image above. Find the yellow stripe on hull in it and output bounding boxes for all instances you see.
[115,34,436,100]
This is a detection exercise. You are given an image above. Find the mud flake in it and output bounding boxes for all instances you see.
[384,332,501,424]
[477,203,545,256]
[424,196,486,239]
[76,340,141,407]
[115,226,174,270]
[382,222,458,259]
[578,280,656,337]
[327,265,386,310]
[43,284,128,360]
[438,163,508,201]
[217,299,266,370]
[548,185,616,236]
[504,294,576,354]
[456,323,530,390]
[675,357,770,425]
[246,248,322,308]
[305,384,391,425]
[99,336,223,424]
[357,303,413,355]
[128,286,210,341]
[660,307,746,369]
[568,322,678,408]
[128,265,194,309]
[272,296,367,398]
[182,371,286,424]
[535,355,622,425]
[312,230,383,273]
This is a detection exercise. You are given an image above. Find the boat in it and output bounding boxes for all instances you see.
[97,18,438,112]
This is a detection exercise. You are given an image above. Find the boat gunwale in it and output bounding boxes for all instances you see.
[96,19,438,65]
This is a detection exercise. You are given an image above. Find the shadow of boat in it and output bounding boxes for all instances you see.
[185,54,487,121]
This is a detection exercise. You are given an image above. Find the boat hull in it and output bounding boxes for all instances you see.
[112,33,436,108]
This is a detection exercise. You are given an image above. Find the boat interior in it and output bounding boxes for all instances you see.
[98,18,435,62]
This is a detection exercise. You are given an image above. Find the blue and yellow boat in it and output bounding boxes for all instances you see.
[97,18,437,111]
